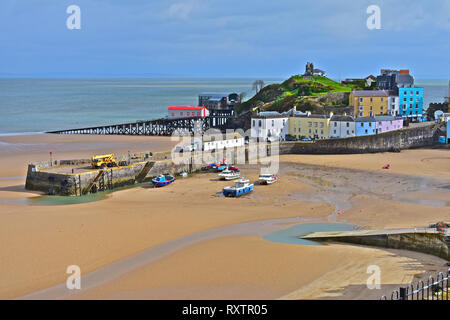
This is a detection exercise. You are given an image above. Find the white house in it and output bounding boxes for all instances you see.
[251,113,288,141]
[387,95,400,116]
[329,115,356,138]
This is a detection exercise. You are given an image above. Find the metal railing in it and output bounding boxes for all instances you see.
[381,268,450,300]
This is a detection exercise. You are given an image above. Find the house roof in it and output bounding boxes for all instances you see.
[292,114,328,119]
[168,106,207,110]
[351,90,393,97]
[252,114,288,119]
[374,115,400,121]
[355,116,376,122]
[330,115,355,122]
[313,69,325,73]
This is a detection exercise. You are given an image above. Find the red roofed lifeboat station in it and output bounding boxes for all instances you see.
[168,106,210,120]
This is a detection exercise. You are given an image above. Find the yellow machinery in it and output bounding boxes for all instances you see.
[91,154,118,169]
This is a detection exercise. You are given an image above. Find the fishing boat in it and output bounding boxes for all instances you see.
[222,178,254,197]
[151,174,175,187]
[258,173,278,185]
[218,168,241,180]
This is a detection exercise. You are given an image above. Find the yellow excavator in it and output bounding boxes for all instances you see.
[91,154,118,169]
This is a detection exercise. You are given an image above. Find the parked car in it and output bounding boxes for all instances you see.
[301,137,312,141]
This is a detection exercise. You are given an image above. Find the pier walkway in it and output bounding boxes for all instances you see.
[47,109,234,136]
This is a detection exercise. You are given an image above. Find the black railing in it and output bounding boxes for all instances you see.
[381,268,450,300]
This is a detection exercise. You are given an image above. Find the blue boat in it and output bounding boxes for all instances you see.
[223,178,254,197]
[152,174,175,187]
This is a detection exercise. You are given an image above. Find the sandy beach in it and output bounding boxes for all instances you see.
[0,134,449,300]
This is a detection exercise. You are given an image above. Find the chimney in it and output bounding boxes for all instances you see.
[400,69,409,74]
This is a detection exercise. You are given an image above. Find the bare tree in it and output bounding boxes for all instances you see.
[252,80,265,94]
[238,92,246,103]
[257,80,265,92]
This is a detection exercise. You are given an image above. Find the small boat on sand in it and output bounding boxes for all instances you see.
[218,168,241,180]
[152,174,175,187]
[222,178,254,197]
[258,173,278,185]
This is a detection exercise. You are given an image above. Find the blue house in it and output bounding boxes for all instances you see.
[399,87,423,121]
[447,120,450,144]
[355,117,376,136]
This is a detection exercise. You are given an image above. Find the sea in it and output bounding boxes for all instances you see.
[0,78,447,135]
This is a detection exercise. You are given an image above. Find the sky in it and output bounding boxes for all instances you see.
[0,0,449,79]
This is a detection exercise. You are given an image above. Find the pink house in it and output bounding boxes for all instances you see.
[375,116,403,134]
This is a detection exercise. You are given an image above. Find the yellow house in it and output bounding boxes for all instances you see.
[288,112,332,140]
[350,90,390,117]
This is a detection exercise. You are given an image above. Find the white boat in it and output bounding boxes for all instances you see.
[218,168,241,180]
[258,173,278,185]
[223,178,254,197]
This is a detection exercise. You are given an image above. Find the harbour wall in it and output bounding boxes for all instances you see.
[25,159,207,196]
[279,123,439,154]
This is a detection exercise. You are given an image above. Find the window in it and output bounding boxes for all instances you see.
[259,120,262,127]
[334,130,336,134]
[308,122,312,127]
[347,130,349,134]
[370,98,373,102]
[380,106,383,110]
[346,122,349,127]
[365,129,368,133]
[369,123,372,127]
[334,122,337,127]
[360,123,364,127]
[381,98,383,102]
[359,112,363,116]
[253,120,255,126]
[314,122,318,127]
[294,128,296,133]
[359,97,363,102]
[416,91,419,95]
[272,120,274,127]
[320,130,323,134]
[320,123,324,128]
[180,112,183,116]
[171,112,175,116]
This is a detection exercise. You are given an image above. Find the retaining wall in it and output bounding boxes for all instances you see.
[279,123,439,154]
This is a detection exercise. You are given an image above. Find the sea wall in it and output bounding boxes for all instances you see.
[279,123,439,154]
[311,232,449,261]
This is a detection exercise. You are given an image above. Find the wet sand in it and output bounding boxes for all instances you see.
[0,134,449,299]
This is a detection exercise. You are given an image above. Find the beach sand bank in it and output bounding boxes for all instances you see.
[0,136,449,299]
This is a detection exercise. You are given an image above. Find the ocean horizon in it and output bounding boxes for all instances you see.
[0,77,448,135]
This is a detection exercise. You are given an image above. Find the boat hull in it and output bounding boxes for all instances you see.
[223,183,254,197]
[151,175,175,187]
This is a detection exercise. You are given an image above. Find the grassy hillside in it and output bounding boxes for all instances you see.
[236,75,361,114]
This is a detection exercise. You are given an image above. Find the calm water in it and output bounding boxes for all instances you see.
[0,78,447,135]
[0,78,280,134]
[263,223,356,246]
